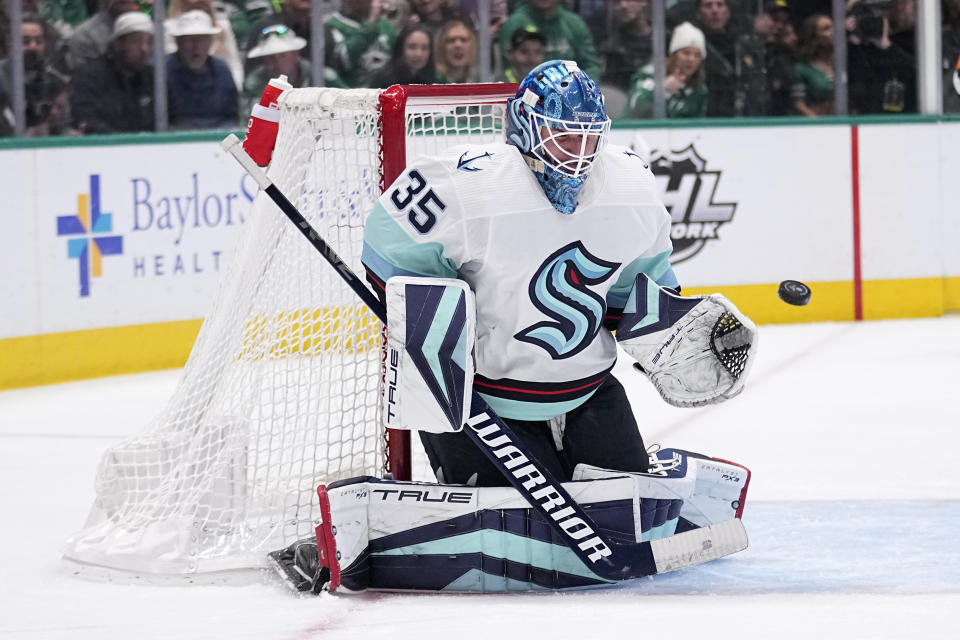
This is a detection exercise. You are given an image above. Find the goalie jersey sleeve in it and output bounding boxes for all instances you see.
[362,143,677,421]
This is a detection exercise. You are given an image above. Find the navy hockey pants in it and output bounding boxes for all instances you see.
[418,374,650,487]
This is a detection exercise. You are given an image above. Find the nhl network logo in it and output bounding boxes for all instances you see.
[56,174,124,297]
[649,144,737,264]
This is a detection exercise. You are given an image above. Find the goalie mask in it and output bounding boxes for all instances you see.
[505,60,610,215]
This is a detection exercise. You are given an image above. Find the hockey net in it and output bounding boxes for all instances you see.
[63,84,516,578]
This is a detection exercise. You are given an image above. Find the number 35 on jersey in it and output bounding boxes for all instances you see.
[389,169,447,234]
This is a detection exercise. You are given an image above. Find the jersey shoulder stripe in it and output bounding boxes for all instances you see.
[361,201,459,284]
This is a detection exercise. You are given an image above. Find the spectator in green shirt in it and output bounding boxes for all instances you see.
[790,13,835,116]
[498,0,600,79]
[326,0,396,87]
[625,21,708,118]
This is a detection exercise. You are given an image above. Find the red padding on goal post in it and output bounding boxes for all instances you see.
[315,485,341,592]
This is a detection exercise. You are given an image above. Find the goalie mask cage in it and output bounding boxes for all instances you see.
[63,84,517,578]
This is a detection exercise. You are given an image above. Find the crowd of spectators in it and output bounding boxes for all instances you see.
[0,0,957,137]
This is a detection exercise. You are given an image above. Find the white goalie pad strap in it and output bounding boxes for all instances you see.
[572,457,695,542]
[573,448,751,528]
[616,273,757,408]
[384,276,476,433]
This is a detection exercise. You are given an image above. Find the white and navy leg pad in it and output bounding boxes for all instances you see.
[317,475,671,593]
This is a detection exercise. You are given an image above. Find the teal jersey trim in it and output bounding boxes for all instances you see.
[607,251,677,309]
[375,529,610,583]
[480,388,599,421]
[362,202,459,281]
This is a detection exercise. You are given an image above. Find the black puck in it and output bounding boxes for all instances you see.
[778,280,811,306]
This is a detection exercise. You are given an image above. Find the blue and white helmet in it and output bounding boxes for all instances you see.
[505,60,610,214]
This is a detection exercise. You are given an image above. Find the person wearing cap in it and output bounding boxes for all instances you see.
[165,9,238,130]
[498,25,545,83]
[242,24,346,113]
[498,0,601,79]
[64,0,143,71]
[624,21,708,118]
[754,1,792,50]
[70,10,155,133]
[599,0,653,91]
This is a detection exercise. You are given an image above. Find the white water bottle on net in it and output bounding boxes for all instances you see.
[63,84,517,579]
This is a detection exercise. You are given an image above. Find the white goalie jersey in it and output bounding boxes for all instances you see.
[362,142,678,421]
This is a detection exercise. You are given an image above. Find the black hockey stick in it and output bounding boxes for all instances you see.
[221,134,747,581]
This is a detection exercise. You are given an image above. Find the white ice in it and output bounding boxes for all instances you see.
[1,317,958,639]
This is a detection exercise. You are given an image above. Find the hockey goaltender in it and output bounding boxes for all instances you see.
[259,60,758,594]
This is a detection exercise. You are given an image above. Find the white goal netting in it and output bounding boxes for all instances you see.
[63,85,512,578]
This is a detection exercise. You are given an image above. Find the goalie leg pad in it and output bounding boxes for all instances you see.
[616,273,757,407]
[312,474,689,593]
[384,276,476,433]
[573,447,752,529]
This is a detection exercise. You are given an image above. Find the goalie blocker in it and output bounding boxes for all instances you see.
[272,447,749,593]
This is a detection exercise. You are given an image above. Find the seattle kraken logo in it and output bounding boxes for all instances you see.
[515,242,620,359]
[457,151,493,172]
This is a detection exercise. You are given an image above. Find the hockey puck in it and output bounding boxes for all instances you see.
[778,280,811,306]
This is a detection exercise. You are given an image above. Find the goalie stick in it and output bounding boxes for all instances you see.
[220,133,748,583]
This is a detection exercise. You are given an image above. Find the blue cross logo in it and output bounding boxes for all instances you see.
[56,175,123,297]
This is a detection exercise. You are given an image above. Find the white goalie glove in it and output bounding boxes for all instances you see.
[616,274,757,408]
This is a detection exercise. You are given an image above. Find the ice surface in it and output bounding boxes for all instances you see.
[1,317,958,639]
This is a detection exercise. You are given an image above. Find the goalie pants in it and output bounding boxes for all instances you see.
[419,374,649,487]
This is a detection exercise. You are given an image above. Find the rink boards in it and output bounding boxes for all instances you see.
[1,118,959,388]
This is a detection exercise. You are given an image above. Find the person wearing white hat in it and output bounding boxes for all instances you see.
[169,10,221,71]
[624,21,709,118]
[166,9,238,130]
[242,24,347,112]
[164,0,244,90]
[69,10,156,133]
[64,0,142,70]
